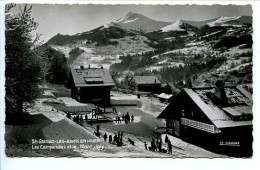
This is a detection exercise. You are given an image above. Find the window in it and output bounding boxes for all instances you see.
[84,77,103,84]
[181,109,185,117]
[169,120,174,128]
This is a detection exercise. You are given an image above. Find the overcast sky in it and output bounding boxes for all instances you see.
[11,4,252,42]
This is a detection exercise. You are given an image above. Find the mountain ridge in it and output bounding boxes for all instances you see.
[106,12,171,33]
[46,13,252,46]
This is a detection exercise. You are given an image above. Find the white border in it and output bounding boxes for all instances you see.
[1,1,260,170]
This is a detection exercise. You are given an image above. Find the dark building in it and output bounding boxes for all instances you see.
[158,81,252,157]
[68,66,115,106]
[128,76,162,93]
[161,83,172,94]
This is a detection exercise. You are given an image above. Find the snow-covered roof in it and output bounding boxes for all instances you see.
[70,67,115,87]
[158,93,173,100]
[158,86,252,128]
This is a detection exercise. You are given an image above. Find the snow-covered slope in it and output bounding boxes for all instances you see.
[107,12,170,33]
[207,16,252,27]
[160,20,197,32]
[160,20,186,32]
[181,18,216,28]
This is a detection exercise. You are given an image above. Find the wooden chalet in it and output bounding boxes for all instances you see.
[158,81,253,156]
[128,76,162,93]
[68,66,115,106]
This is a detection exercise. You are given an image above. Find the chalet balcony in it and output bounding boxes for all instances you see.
[181,118,221,134]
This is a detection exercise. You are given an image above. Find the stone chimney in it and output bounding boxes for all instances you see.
[155,79,157,83]
[214,80,228,105]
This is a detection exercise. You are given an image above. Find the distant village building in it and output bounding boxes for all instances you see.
[161,83,172,94]
[158,81,252,156]
[121,75,132,86]
[68,66,115,106]
[128,76,162,93]
[157,93,173,102]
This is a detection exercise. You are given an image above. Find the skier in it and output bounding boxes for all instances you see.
[104,133,108,142]
[165,135,169,143]
[97,125,100,133]
[144,141,148,150]
[167,140,172,154]
[85,114,88,121]
[131,115,134,123]
[109,135,112,143]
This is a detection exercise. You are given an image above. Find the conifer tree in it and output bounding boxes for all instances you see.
[5,4,44,124]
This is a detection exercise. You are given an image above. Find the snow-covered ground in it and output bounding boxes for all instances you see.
[71,48,121,69]
[202,30,222,38]
[207,16,241,27]
[42,90,55,97]
[25,99,66,122]
[51,35,153,69]
[158,59,169,64]
[111,91,166,118]
[146,66,164,71]
[163,46,209,55]
[145,62,185,71]
[228,63,252,72]
[58,97,90,107]
[20,85,225,158]
[50,45,73,58]
[185,41,205,47]
[161,134,223,157]
[223,45,252,58]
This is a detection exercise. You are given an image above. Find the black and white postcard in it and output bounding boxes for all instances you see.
[2,2,255,159]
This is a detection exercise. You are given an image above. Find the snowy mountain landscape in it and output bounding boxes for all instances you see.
[5,4,253,159]
[46,12,252,89]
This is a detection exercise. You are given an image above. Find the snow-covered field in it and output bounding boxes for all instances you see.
[223,45,252,58]
[42,90,55,97]
[163,46,209,55]
[51,45,73,58]
[70,48,121,69]
[51,35,153,69]
[25,99,66,122]
[145,62,185,71]
[185,41,205,47]
[58,97,90,107]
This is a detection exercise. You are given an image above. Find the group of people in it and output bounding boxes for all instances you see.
[144,135,173,154]
[103,131,124,147]
[66,112,90,125]
[149,138,163,152]
[115,112,134,124]
[96,124,124,147]
[92,106,102,118]
[70,114,84,125]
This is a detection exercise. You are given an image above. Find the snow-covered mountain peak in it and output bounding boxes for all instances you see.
[107,12,171,33]
[160,20,186,32]
[175,19,183,24]
[217,16,241,21]
[116,12,142,23]
[207,16,242,27]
